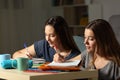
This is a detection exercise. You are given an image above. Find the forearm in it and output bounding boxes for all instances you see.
[12,44,35,59]
[12,50,28,59]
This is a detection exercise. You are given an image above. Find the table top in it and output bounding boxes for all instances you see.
[0,68,98,80]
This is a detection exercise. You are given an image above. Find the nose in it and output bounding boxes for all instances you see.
[46,36,50,41]
[84,38,88,45]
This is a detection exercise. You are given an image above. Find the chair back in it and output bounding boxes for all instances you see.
[73,36,86,52]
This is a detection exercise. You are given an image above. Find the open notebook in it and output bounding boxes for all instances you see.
[47,60,81,67]
[38,60,81,71]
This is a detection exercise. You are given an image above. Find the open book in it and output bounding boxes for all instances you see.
[47,60,81,67]
[38,60,81,71]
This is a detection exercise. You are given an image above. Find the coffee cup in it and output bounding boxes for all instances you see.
[0,54,11,67]
[12,57,29,71]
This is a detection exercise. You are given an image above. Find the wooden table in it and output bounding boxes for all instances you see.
[0,68,98,80]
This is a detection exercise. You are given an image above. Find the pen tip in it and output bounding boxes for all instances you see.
[24,42,27,47]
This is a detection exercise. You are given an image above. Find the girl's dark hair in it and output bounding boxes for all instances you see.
[86,19,120,66]
[45,16,80,52]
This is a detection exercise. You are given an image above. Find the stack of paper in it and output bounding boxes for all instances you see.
[32,58,45,64]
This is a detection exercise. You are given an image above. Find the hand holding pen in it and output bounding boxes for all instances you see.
[53,46,65,63]
[24,43,33,59]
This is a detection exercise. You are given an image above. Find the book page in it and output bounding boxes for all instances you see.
[47,60,80,67]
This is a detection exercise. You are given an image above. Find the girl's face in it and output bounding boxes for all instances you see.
[45,25,60,48]
[84,29,97,54]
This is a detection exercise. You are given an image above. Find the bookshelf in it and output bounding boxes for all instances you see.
[52,0,84,6]
[52,0,102,36]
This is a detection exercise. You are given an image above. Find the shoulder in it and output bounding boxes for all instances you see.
[106,61,120,70]
[34,39,50,50]
[34,39,47,44]
[99,61,120,80]
[108,61,120,73]
[34,39,48,46]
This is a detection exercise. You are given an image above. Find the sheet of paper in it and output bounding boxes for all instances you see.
[47,60,80,67]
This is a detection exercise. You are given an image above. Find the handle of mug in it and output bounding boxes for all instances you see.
[11,59,17,69]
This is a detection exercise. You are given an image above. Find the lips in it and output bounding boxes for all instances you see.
[85,46,91,50]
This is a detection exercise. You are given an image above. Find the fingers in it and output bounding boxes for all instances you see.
[25,52,33,59]
[53,53,65,63]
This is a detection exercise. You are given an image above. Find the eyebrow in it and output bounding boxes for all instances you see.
[84,36,94,37]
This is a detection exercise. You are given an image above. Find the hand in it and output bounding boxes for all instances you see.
[53,53,65,63]
[25,52,33,59]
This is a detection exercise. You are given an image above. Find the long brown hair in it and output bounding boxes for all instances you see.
[45,16,80,52]
[86,19,120,66]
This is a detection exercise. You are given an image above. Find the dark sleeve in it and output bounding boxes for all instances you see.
[34,39,46,58]
[34,39,55,62]
[65,49,80,60]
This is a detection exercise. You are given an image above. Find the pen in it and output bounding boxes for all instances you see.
[57,50,64,59]
[24,43,31,58]
[24,43,29,52]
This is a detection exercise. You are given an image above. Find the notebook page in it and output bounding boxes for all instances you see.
[47,60,80,67]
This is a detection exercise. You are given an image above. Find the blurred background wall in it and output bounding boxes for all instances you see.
[0,0,120,55]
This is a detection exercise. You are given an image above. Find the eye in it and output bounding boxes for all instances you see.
[88,37,95,41]
[49,34,56,37]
